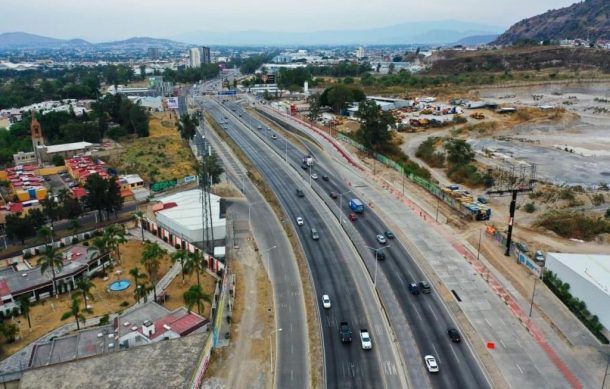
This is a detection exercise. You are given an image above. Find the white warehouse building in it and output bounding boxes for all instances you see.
[545,253,610,331]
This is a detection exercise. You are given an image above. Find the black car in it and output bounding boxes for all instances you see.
[330,191,338,199]
[376,251,386,260]
[385,231,395,239]
[339,321,352,343]
[408,282,420,295]
[419,281,431,294]
[296,189,305,197]
[447,328,461,343]
[322,175,329,181]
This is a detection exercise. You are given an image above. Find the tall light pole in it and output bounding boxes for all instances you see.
[269,327,283,389]
[284,137,288,163]
[366,245,389,287]
[264,245,277,277]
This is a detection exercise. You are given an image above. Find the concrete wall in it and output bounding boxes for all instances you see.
[546,254,610,331]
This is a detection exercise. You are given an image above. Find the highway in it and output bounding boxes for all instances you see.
[202,97,406,389]
[216,98,491,389]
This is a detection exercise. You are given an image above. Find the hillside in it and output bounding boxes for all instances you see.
[0,33,184,50]
[426,46,610,74]
[494,0,610,44]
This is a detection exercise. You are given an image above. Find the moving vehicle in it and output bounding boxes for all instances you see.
[311,173,318,180]
[322,294,331,309]
[349,198,364,213]
[447,328,461,343]
[296,189,304,197]
[339,322,352,343]
[257,125,262,130]
[271,134,277,140]
[296,217,304,226]
[375,251,385,260]
[322,175,329,181]
[330,191,338,199]
[376,234,387,244]
[419,281,431,294]
[311,228,319,240]
[424,355,439,373]
[408,282,420,295]
[349,213,358,222]
[360,329,372,350]
[384,231,395,239]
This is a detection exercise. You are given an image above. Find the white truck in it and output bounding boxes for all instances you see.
[360,329,372,350]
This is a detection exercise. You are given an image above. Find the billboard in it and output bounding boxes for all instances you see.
[167,97,179,109]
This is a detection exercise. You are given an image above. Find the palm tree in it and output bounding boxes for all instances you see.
[185,251,204,286]
[140,242,167,302]
[60,297,87,330]
[134,282,152,303]
[134,211,145,241]
[17,295,32,329]
[57,188,71,203]
[38,225,54,244]
[183,284,211,315]
[68,218,81,237]
[104,224,127,264]
[76,276,95,308]
[171,249,193,283]
[89,236,110,270]
[129,267,147,303]
[38,245,63,296]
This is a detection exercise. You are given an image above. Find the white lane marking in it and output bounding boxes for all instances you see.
[432,344,440,363]
[449,343,461,364]
[413,306,423,321]
[484,318,492,327]
[516,364,523,374]
[499,338,506,349]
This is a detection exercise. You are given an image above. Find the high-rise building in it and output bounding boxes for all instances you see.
[200,46,211,64]
[189,48,201,68]
[148,47,160,60]
[356,47,366,59]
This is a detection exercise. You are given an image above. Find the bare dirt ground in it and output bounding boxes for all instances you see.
[202,234,274,389]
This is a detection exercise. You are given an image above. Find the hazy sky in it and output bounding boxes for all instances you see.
[3,0,577,41]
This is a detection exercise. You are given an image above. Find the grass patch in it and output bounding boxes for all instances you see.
[534,211,610,241]
[108,112,198,183]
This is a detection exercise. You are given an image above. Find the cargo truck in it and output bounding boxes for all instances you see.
[349,198,364,213]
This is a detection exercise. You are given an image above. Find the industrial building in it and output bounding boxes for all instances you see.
[545,253,610,331]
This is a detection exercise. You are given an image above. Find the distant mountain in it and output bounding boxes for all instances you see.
[172,20,504,45]
[494,0,610,45]
[0,32,185,50]
[454,34,499,46]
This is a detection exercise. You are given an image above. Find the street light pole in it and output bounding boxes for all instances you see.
[529,274,539,318]
[366,245,389,288]
[477,228,483,261]
[269,328,283,389]
[339,190,353,223]
[285,138,288,163]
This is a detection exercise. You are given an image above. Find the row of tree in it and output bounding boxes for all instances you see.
[162,64,220,84]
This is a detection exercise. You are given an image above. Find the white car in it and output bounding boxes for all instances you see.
[376,234,387,244]
[424,355,439,373]
[322,294,331,309]
[311,173,319,180]
[296,217,304,226]
[360,329,372,350]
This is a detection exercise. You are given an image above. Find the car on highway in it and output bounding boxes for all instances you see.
[349,213,358,222]
[375,251,385,260]
[257,125,262,130]
[376,234,387,244]
[419,281,431,294]
[424,355,439,373]
[311,173,319,180]
[322,174,329,181]
[322,294,331,309]
[311,228,319,240]
[296,217,304,226]
[330,191,338,199]
[384,231,395,239]
[408,282,420,295]
[339,322,352,343]
[447,328,461,343]
[360,329,372,350]
[271,134,277,140]
[296,189,304,197]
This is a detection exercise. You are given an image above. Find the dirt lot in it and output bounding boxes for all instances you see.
[163,269,217,316]
[107,112,198,183]
[2,240,173,358]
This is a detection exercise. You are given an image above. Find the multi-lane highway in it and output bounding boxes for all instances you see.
[202,97,407,389]
[210,97,491,388]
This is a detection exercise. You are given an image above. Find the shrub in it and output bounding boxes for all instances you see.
[34,248,40,255]
[592,193,605,206]
[606,208,610,219]
[23,252,32,259]
[175,244,181,250]
[523,202,537,213]
[535,211,610,241]
[83,241,89,247]
[72,237,79,244]
[120,301,129,307]
[99,314,110,326]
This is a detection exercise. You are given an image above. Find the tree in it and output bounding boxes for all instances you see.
[17,295,32,329]
[200,153,224,185]
[444,139,475,166]
[84,174,124,222]
[52,155,65,166]
[41,196,60,228]
[185,251,204,286]
[60,297,87,330]
[141,242,168,302]
[306,93,322,123]
[388,63,395,74]
[0,322,19,343]
[68,218,81,237]
[183,284,211,315]
[171,249,193,283]
[129,267,147,303]
[5,213,33,245]
[76,276,95,308]
[37,245,63,296]
[178,114,198,141]
[324,85,354,113]
[355,100,395,153]
[89,236,110,270]
[38,225,54,244]
[104,224,127,264]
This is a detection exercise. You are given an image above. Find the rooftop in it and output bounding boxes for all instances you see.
[39,142,93,154]
[547,253,610,296]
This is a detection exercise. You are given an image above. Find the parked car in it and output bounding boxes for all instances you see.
[516,242,529,253]
[322,294,331,309]
[447,328,461,343]
[376,234,387,244]
[408,282,420,295]
[535,250,545,262]
[296,217,304,226]
[424,355,439,373]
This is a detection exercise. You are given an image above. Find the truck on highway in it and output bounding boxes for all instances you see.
[339,321,352,343]
[349,198,364,213]
[302,155,314,169]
